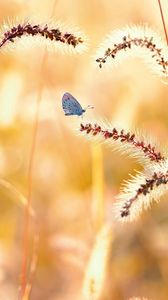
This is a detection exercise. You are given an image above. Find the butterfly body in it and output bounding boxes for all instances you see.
[62,92,93,117]
[64,108,85,116]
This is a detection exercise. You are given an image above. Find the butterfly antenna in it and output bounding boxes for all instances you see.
[86,105,94,110]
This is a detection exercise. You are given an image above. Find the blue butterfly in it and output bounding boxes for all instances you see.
[62,92,93,116]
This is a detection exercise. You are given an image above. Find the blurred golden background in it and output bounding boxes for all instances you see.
[0,0,168,299]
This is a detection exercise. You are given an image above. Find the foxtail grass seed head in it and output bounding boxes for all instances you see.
[80,122,164,165]
[95,25,168,77]
[80,122,168,222]
[114,166,168,222]
[0,19,87,54]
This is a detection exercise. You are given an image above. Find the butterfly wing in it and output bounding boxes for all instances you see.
[62,93,84,116]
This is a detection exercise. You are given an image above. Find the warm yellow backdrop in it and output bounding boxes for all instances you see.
[0,1,168,300]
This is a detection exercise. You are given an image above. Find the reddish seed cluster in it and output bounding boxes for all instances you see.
[96,35,168,75]
[80,123,164,162]
[121,171,168,218]
[0,23,83,48]
[80,123,167,219]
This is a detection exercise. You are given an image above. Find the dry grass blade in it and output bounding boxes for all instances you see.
[0,178,34,217]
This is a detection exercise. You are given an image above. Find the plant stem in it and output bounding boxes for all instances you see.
[19,73,44,299]
[91,143,104,232]
[158,0,168,45]
[19,1,58,297]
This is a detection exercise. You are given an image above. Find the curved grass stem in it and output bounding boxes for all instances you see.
[158,0,168,46]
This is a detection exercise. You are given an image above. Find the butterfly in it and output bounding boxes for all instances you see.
[62,92,93,116]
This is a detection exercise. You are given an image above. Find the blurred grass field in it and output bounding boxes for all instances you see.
[0,0,168,299]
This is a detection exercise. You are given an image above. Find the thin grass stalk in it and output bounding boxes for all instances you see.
[91,142,105,232]
[158,0,168,45]
[22,230,39,300]
[19,1,58,298]
[19,77,44,299]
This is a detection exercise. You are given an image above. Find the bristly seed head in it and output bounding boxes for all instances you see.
[80,122,168,222]
[0,22,85,52]
[95,25,168,77]
[80,123,164,163]
[119,170,168,220]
